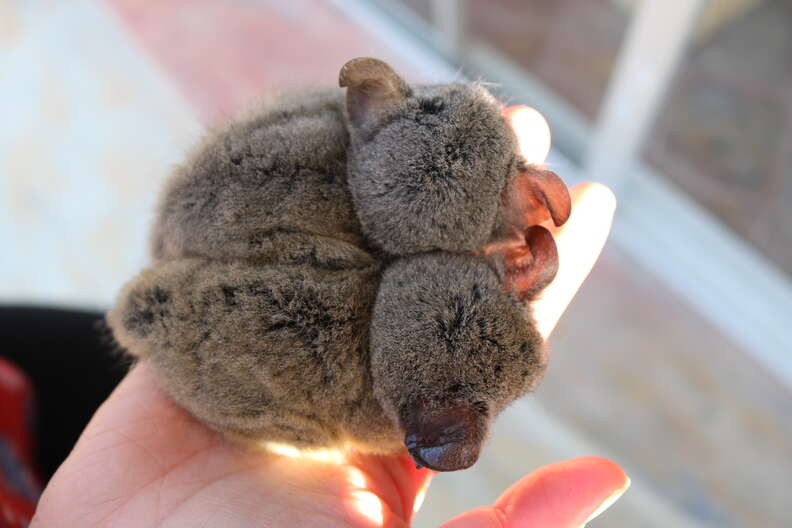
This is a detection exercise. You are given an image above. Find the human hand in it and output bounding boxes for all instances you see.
[32,108,626,528]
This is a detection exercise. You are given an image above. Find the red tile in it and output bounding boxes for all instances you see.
[105,0,415,124]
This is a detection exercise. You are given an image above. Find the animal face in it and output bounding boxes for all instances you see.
[344,71,516,254]
[342,58,569,256]
[369,253,547,471]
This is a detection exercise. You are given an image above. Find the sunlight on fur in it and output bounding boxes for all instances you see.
[262,441,348,464]
[348,490,385,526]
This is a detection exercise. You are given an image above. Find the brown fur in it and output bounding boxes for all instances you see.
[107,58,559,471]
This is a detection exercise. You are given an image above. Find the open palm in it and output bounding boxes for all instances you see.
[32,111,628,527]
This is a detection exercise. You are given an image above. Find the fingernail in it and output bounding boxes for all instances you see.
[580,476,631,527]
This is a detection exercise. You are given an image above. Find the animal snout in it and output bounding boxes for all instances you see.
[402,401,485,472]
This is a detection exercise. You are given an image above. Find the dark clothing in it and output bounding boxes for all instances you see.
[0,306,126,481]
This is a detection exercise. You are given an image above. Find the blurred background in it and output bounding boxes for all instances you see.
[1,0,791,526]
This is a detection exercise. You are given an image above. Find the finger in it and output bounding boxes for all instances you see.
[495,457,629,527]
[345,452,433,523]
[440,457,629,528]
[504,105,552,165]
[404,456,433,519]
[532,182,616,339]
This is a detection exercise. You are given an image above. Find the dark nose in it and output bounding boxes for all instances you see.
[402,404,484,472]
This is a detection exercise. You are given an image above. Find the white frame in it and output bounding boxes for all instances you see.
[586,0,704,189]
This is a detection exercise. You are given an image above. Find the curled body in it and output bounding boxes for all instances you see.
[108,59,570,471]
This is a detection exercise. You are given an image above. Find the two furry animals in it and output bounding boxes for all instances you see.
[107,57,571,472]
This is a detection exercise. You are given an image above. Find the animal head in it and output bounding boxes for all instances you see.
[369,252,550,471]
[340,57,569,256]
[341,58,571,471]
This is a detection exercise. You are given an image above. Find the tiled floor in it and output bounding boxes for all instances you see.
[2,1,790,526]
[0,0,200,308]
[106,0,429,124]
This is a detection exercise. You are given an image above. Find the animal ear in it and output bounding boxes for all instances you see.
[339,57,409,128]
[500,225,559,302]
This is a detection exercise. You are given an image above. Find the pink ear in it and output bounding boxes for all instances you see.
[502,105,568,226]
[501,225,560,302]
[519,165,571,227]
[497,165,571,244]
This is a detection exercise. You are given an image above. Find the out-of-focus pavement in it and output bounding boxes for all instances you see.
[1,1,790,526]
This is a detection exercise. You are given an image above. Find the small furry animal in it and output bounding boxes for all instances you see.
[107,58,571,472]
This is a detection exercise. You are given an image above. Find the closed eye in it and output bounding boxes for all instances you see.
[419,97,446,114]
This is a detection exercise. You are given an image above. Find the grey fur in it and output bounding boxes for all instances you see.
[107,58,562,471]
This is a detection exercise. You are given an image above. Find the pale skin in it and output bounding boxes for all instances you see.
[31,109,628,527]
